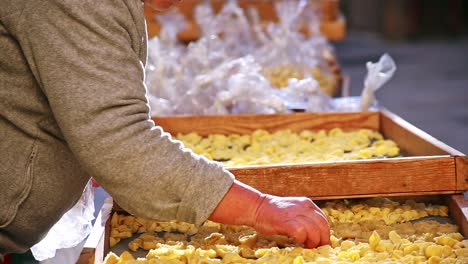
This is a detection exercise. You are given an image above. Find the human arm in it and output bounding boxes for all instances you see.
[11,0,233,225]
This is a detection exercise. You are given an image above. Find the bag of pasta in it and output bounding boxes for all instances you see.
[253,0,339,97]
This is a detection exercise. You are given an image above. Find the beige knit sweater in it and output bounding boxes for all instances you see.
[0,0,233,255]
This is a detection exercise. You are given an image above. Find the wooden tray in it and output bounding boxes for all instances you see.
[152,109,467,199]
[145,0,346,41]
[79,194,468,263]
[78,110,468,262]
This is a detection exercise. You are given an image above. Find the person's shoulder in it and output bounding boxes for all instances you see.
[4,0,140,25]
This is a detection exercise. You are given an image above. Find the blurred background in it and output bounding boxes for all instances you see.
[336,0,468,154]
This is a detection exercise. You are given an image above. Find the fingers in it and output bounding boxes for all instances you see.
[311,209,331,246]
[295,216,321,248]
[284,219,307,245]
[316,217,331,245]
[253,196,331,249]
[284,215,327,248]
[302,209,331,246]
[303,200,331,246]
[291,201,330,247]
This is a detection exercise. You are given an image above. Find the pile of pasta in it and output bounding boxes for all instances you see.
[176,128,400,167]
[104,198,468,263]
[262,65,337,96]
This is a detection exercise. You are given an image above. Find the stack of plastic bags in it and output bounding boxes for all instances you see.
[145,0,396,116]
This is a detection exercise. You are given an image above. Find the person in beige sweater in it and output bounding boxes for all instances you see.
[0,0,330,258]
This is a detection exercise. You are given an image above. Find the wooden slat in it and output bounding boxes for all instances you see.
[76,248,94,264]
[321,0,340,21]
[320,15,346,41]
[380,109,466,192]
[313,192,459,201]
[447,195,468,237]
[153,112,380,136]
[230,156,457,199]
[456,156,468,191]
[380,109,465,156]
[103,215,111,261]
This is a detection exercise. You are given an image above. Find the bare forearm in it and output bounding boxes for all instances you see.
[209,180,264,226]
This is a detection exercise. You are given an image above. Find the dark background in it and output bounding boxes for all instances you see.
[335,0,468,154]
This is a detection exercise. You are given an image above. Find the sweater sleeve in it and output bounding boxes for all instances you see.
[13,0,234,225]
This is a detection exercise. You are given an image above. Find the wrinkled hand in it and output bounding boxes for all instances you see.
[209,180,330,248]
[253,195,330,248]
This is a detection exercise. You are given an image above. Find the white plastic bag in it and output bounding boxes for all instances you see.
[144,0,337,116]
[254,0,314,69]
[155,10,187,46]
[31,181,95,262]
[331,55,396,112]
[280,78,332,112]
[360,54,396,111]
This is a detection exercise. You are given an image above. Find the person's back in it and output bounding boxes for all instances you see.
[0,0,95,252]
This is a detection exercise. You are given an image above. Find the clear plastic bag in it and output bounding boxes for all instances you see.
[31,181,95,262]
[331,54,396,112]
[253,0,337,95]
[221,70,285,114]
[254,0,311,68]
[360,54,396,111]
[174,56,287,115]
[275,78,332,112]
[155,10,187,45]
[331,96,377,112]
[194,1,217,37]
[214,0,256,57]
[144,0,338,116]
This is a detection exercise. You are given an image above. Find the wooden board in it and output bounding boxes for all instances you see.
[145,0,346,41]
[380,109,464,156]
[154,112,379,136]
[448,194,468,238]
[230,156,458,199]
[380,109,468,193]
[152,110,467,198]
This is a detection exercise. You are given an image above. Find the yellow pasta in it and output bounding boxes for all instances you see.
[176,128,400,167]
[105,198,468,263]
[262,65,337,96]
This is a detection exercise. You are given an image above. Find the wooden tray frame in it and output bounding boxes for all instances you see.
[152,109,467,199]
[79,194,468,264]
